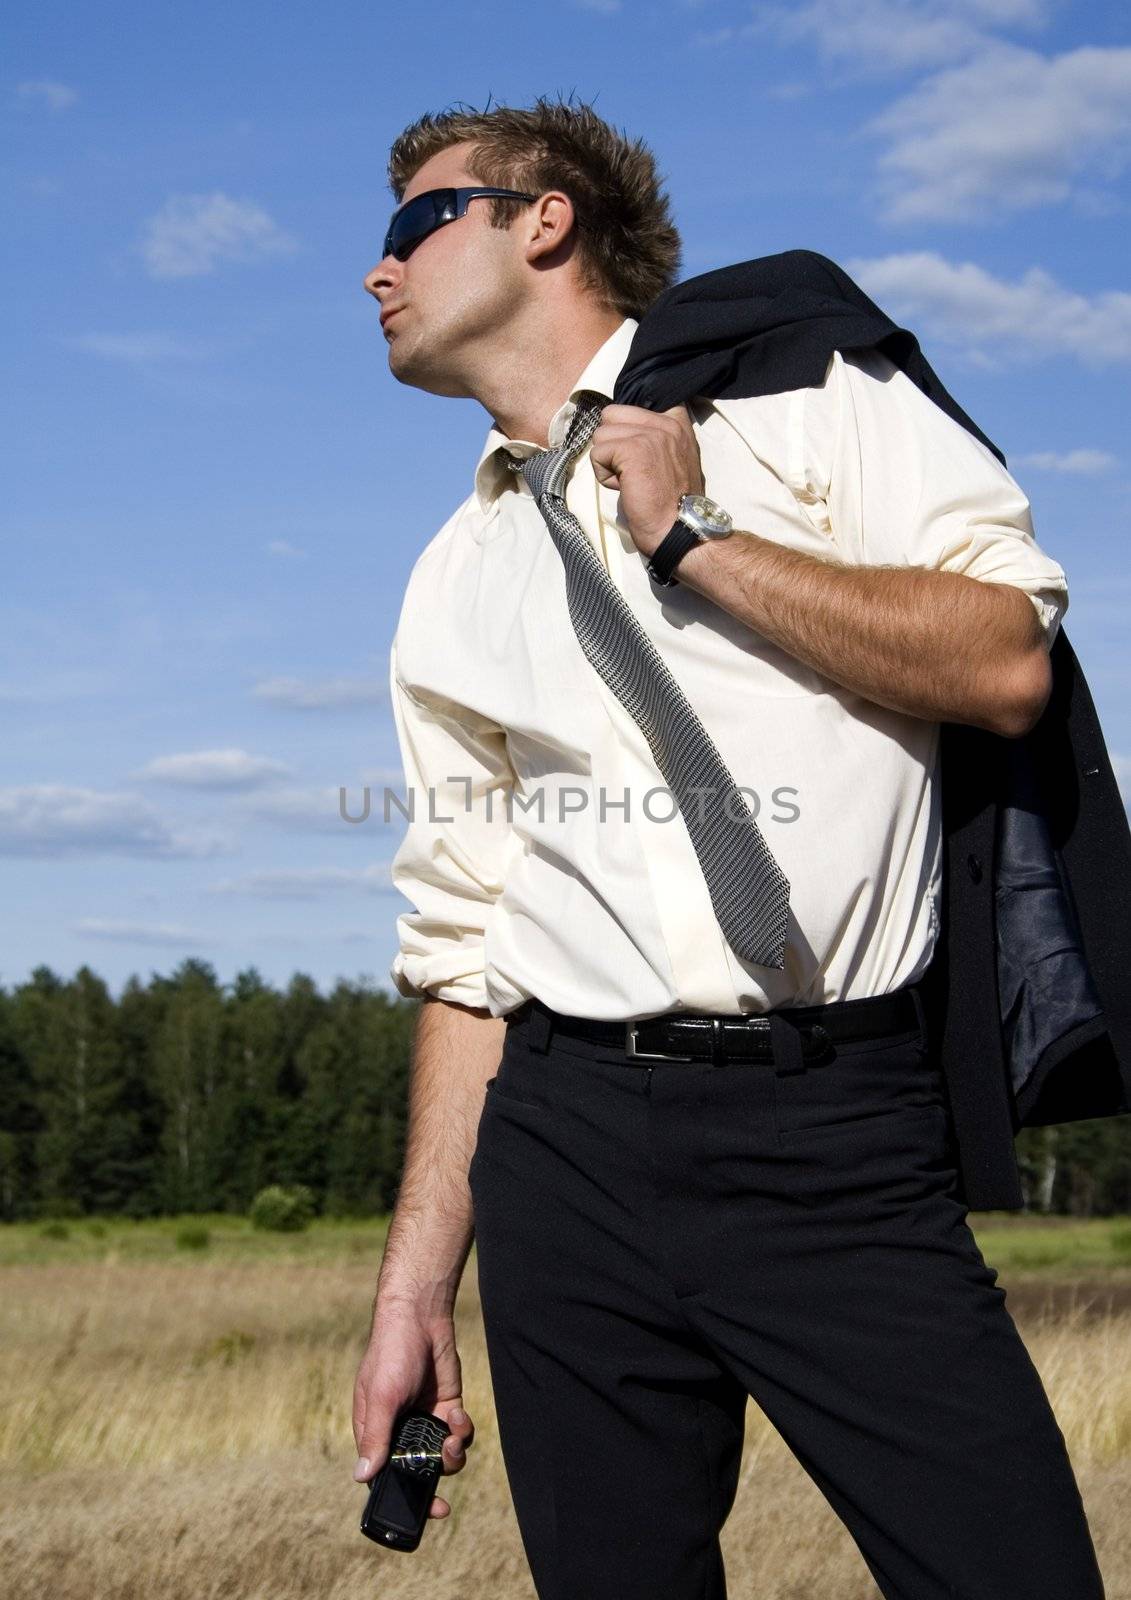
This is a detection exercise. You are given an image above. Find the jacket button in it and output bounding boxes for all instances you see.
[966,853,983,884]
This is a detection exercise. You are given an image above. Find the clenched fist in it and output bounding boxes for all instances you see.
[588,403,705,556]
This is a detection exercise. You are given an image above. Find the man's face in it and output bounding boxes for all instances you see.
[363,142,532,397]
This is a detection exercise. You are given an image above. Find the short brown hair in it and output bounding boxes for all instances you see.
[386,94,682,320]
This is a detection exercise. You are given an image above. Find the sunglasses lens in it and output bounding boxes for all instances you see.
[386,190,456,261]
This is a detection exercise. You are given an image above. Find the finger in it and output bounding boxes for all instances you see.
[439,1401,473,1462]
[590,424,654,449]
[592,403,643,425]
[351,1372,368,1455]
[597,403,677,428]
[599,408,684,433]
[429,1496,451,1518]
[354,1397,396,1481]
[441,1430,467,1474]
[444,1405,473,1446]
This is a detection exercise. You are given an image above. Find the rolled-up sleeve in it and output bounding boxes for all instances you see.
[387,641,516,1009]
[822,349,1068,649]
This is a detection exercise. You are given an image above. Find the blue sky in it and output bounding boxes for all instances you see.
[3,0,1129,1000]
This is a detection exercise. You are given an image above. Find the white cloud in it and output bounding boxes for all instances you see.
[76,918,210,947]
[237,785,390,835]
[747,8,1131,223]
[1012,449,1119,476]
[134,749,291,790]
[0,785,229,858]
[750,0,1048,74]
[69,331,208,364]
[140,192,297,280]
[15,79,78,111]
[846,252,1131,365]
[265,539,307,560]
[252,674,386,710]
[208,864,396,899]
[870,43,1131,222]
[234,782,410,835]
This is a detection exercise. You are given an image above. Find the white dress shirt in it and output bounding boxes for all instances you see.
[386,317,1068,1019]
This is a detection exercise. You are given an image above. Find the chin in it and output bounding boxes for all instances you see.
[387,339,430,388]
[390,345,466,399]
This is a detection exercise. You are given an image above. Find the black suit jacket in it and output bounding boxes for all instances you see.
[611,249,1131,1211]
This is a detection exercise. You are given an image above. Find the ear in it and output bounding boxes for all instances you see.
[523,192,576,263]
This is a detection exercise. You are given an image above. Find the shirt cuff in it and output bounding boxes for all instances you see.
[390,944,491,1010]
[1023,587,1066,649]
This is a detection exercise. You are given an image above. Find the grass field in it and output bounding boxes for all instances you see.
[3,1213,1130,1599]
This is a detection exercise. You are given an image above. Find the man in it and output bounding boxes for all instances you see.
[353,98,1106,1599]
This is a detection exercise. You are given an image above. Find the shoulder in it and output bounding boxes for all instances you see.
[833,347,1015,480]
[723,247,855,296]
[698,350,842,498]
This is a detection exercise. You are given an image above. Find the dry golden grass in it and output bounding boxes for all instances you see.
[2,1250,1130,1598]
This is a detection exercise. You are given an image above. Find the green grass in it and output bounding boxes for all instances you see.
[5,1211,1131,1272]
[0,1212,392,1267]
[957,1213,1131,1274]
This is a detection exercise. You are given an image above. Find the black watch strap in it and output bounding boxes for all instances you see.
[646,518,702,587]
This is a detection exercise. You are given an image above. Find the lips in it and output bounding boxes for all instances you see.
[380,306,404,329]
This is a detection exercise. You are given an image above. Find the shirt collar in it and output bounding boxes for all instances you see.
[473,316,640,513]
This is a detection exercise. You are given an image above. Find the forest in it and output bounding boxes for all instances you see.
[1,959,1128,1220]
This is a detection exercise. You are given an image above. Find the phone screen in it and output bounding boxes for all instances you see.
[369,1461,433,1534]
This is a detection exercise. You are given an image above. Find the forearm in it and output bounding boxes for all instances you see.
[675,530,1051,736]
[373,995,506,1323]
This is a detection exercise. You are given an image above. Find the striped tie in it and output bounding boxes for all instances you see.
[511,389,790,970]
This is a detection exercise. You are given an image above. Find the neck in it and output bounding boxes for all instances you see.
[474,301,626,446]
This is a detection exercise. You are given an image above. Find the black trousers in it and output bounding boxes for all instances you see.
[467,985,1106,1600]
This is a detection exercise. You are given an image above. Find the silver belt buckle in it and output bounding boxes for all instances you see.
[624,1021,695,1062]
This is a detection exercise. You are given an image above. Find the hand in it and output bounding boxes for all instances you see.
[352,1301,475,1519]
[589,402,705,556]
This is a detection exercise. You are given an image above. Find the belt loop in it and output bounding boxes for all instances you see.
[769,1011,806,1076]
[527,1001,553,1055]
[710,1017,724,1069]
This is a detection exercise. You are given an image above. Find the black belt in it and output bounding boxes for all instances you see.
[508,986,923,1070]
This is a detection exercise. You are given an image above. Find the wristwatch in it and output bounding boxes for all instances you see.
[645,493,735,587]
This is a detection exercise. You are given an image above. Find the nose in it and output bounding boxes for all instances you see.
[363,255,400,299]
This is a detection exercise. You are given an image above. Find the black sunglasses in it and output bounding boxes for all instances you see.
[383,186,538,263]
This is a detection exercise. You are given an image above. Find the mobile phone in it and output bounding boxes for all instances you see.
[359,1410,452,1553]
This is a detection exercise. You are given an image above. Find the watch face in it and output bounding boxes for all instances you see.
[680,493,733,535]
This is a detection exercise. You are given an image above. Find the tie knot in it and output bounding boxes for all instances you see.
[509,391,607,502]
